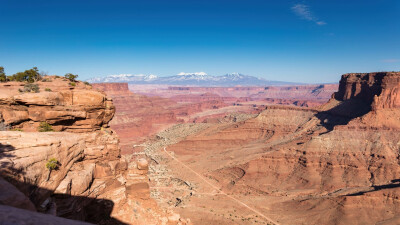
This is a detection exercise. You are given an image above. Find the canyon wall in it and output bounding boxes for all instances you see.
[92,83,179,153]
[93,82,338,155]
[92,83,250,153]
[334,72,400,109]
[160,72,400,224]
[331,72,400,129]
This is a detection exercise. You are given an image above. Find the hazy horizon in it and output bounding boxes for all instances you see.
[1,0,399,83]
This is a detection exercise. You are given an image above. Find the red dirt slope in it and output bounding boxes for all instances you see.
[153,72,400,225]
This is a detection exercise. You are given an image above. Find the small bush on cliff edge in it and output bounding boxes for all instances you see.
[65,73,78,82]
[38,122,54,132]
[10,128,23,132]
[46,158,59,171]
[0,67,6,82]
[21,83,40,93]
[7,67,41,83]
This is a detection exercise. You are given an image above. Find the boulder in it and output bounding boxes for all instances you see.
[137,158,149,170]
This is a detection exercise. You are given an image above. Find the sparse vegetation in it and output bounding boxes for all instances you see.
[7,67,41,83]
[21,83,40,93]
[10,128,23,132]
[45,88,52,92]
[41,78,52,82]
[69,82,76,86]
[39,71,48,77]
[38,122,54,132]
[65,73,78,82]
[45,158,59,171]
[0,66,6,82]
[83,81,91,86]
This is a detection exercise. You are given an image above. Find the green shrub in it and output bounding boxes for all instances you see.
[38,122,54,132]
[0,67,6,82]
[10,128,23,132]
[22,83,40,93]
[45,88,52,92]
[45,158,59,171]
[7,67,41,83]
[65,73,78,82]
[69,82,76,86]
[83,81,91,86]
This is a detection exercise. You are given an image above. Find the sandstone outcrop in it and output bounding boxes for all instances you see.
[0,77,188,225]
[0,78,114,132]
[334,72,399,107]
[332,72,400,129]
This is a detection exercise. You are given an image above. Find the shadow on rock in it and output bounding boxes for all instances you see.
[0,142,128,225]
[315,98,371,132]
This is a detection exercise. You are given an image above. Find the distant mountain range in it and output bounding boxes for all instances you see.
[87,73,301,86]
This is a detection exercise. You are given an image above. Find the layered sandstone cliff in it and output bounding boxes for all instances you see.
[0,78,114,132]
[332,72,400,129]
[334,72,400,108]
[0,77,189,225]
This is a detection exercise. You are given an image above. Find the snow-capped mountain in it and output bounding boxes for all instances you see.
[87,72,300,86]
[87,74,158,83]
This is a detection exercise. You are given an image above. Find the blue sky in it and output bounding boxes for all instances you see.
[0,0,399,83]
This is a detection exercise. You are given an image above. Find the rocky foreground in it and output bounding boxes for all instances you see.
[0,77,190,224]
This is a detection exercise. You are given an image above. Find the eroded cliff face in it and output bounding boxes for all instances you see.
[0,79,115,132]
[372,72,400,110]
[153,72,400,224]
[331,72,400,130]
[335,72,400,109]
[0,77,189,225]
[92,83,179,153]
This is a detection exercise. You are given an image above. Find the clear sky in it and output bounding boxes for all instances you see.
[1,0,399,83]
